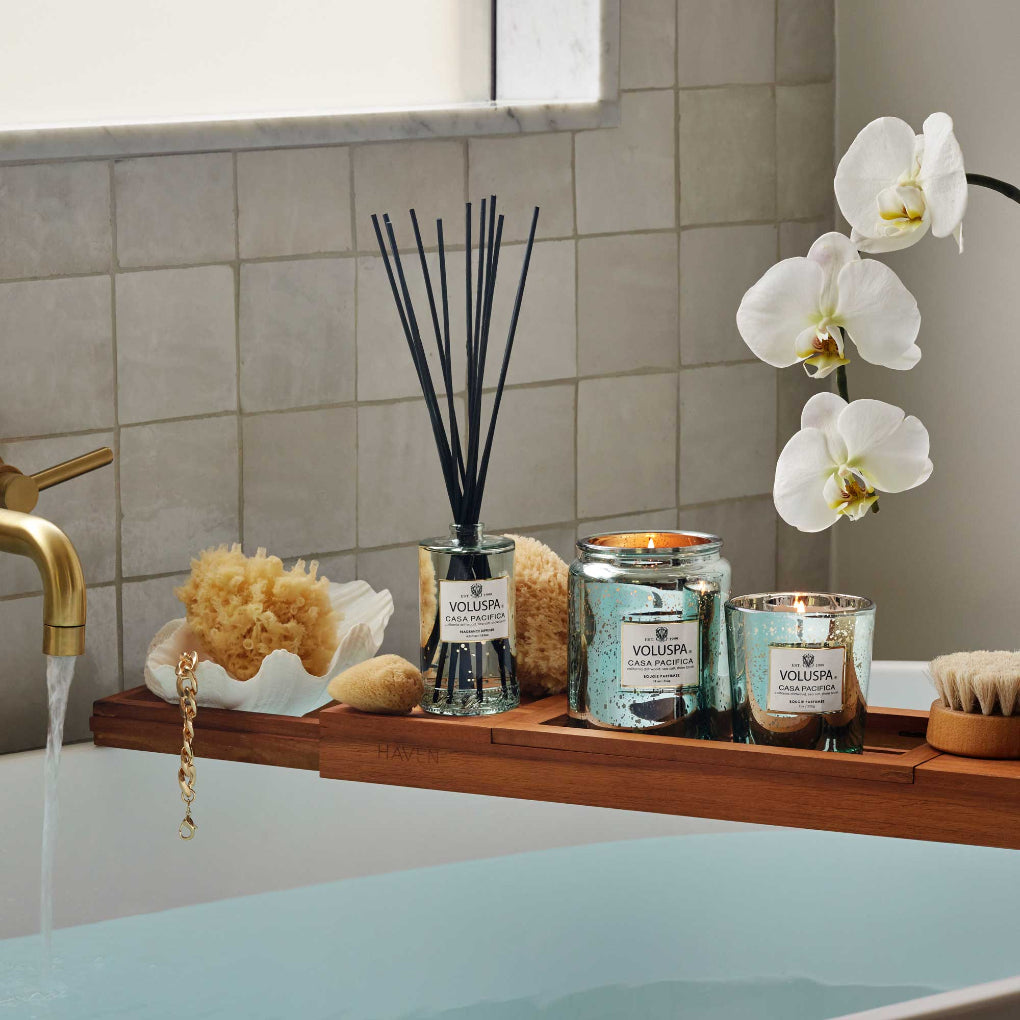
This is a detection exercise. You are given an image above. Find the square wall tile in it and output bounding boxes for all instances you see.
[237,147,352,258]
[577,508,678,539]
[679,362,776,504]
[576,90,676,235]
[777,84,835,220]
[777,360,823,448]
[357,399,454,548]
[0,432,117,597]
[121,573,188,687]
[468,134,574,241]
[479,384,575,530]
[0,586,118,754]
[777,0,835,83]
[504,524,578,565]
[486,240,576,387]
[680,225,777,365]
[621,0,676,89]
[578,233,678,375]
[0,276,113,437]
[243,407,356,558]
[678,87,776,225]
[115,154,235,268]
[352,141,465,251]
[577,373,678,518]
[357,251,467,402]
[678,496,777,595]
[776,520,830,590]
[677,0,775,86]
[779,218,832,258]
[356,544,420,663]
[305,551,356,585]
[240,259,356,412]
[116,266,237,424]
[0,162,111,279]
[120,416,239,577]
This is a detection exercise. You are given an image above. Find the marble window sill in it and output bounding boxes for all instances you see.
[0,98,620,164]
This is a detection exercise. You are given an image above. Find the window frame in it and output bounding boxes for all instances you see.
[0,0,618,164]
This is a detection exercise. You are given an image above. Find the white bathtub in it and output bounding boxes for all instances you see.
[2,662,1017,1019]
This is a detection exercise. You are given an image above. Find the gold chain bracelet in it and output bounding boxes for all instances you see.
[175,651,199,840]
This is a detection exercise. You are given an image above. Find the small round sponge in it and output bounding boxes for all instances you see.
[505,533,569,697]
[328,654,424,714]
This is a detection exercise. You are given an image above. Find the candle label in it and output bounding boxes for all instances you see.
[767,645,845,713]
[620,620,700,690]
[438,576,510,643]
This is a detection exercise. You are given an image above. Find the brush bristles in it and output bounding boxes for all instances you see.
[928,651,1020,716]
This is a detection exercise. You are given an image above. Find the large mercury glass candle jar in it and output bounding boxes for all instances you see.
[568,532,731,738]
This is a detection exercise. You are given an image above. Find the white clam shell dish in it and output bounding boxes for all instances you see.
[144,580,394,716]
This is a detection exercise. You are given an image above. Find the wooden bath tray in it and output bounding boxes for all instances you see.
[91,688,1020,850]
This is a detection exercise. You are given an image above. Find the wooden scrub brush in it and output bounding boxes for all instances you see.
[926,651,1020,759]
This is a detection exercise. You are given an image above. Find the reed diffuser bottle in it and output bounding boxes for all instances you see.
[372,197,539,715]
[419,525,516,714]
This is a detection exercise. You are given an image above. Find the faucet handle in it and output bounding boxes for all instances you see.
[0,446,114,513]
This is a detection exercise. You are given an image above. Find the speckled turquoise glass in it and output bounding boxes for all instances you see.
[569,532,731,738]
[725,593,875,753]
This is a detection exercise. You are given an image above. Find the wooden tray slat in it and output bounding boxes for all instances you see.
[491,705,918,784]
[90,687,1020,849]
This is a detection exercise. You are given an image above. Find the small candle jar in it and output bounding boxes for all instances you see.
[725,593,876,753]
[569,532,731,737]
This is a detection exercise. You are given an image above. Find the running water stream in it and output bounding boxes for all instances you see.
[40,655,75,980]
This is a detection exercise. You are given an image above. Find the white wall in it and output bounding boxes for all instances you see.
[834,0,1020,659]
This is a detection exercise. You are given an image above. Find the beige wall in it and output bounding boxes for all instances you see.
[835,0,1020,657]
[0,0,834,752]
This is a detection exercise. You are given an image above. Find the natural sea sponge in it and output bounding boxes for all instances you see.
[175,545,340,681]
[504,534,569,697]
[328,654,424,714]
[419,546,437,647]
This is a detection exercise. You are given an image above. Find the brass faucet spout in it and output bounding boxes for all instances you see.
[0,509,86,656]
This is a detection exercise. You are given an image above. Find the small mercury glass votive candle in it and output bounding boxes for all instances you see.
[725,593,876,753]
[569,532,731,738]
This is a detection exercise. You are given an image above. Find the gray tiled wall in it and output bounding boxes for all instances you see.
[0,0,834,753]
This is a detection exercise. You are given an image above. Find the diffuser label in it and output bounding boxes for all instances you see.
[620,620,700,690]
[438,577,510,643]
[767,646,846,713]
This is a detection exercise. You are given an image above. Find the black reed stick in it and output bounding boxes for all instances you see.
[469,206,540,523]
[374,214,462,517]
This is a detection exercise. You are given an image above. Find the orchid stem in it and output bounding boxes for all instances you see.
[967,173,1020,205]
[836,365,849,403]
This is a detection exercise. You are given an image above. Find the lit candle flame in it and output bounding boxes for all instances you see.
[647,535,655,549]
[794,597,806,614]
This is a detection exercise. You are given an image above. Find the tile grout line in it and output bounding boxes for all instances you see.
[772,0,781,591]
[673,21,682,520]
[0,216,836,287]
[0,492,781,604]
[232,152,245,555]
[571,127,579,526]
[107,157,126,691]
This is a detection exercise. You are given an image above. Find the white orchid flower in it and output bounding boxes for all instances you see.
[774,392,933,532]
[835,112,967,253]
[736,232,921,379]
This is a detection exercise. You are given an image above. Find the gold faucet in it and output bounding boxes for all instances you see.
[0,447,114,656]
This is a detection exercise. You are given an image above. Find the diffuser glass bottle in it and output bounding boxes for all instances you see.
[419,525,518,715]
[370,194,538,717]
